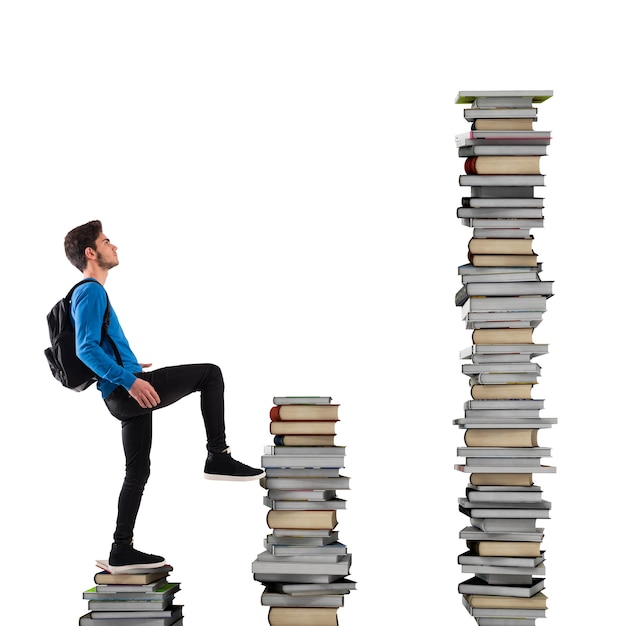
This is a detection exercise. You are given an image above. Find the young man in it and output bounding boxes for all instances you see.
[64,220,264,569]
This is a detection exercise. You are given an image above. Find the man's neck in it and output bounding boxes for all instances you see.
[82,266,108,285]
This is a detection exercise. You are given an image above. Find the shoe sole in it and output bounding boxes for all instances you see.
[102,560,167,573]
[204,471,265,481]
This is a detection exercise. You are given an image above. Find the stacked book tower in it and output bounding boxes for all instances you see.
[79,562,182,625]
[453,90,556,625]
[252,396,356,626]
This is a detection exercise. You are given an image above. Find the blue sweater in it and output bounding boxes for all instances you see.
[70,279,141,399]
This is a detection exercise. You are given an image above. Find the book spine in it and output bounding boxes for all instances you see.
[464,157,478,175]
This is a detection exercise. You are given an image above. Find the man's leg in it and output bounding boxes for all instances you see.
[138,363,227,453]
[138,364,264,480]
[115,412,152,545]
[107,411,165,568]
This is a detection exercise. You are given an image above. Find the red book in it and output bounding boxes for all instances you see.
[464,157,478,175]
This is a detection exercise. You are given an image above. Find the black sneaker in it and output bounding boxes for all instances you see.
[204,449,265,481]
[108,543,167,571]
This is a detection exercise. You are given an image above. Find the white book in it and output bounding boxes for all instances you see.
[456,463,556,474]
[454,418,557,429]
[460,174,545,187]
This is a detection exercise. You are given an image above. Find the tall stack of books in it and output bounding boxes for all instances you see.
[79,562,182,625]
[453,90,556,625]
[252,396,356,626]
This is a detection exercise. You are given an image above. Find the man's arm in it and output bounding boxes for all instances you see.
[73,283,160,408]
[72,283,137,390]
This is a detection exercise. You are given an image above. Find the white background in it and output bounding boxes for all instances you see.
[2,2,623,624]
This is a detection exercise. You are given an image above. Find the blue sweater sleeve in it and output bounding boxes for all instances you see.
[71,281,138,392]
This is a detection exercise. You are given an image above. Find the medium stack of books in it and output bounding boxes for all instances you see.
[252,396,356,626]
[453,90,556,625]
[79,562,182,626]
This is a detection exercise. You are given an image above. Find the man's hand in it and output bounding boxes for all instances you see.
[129,377,161,409]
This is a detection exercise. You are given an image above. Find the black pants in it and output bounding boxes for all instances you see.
[104,363,227,544]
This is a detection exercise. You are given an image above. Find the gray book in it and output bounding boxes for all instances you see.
[461,448,551,459]
[468,353,541,364]
[268,579,356,595]
[476,618,536,626]
[260,590,344,608]
[262,476,350,490]
[79,605,183,626]
[462,562,545,577]
[460,196,544,208]
[465,218,544,230]
[456,462,556,473]
[455,130,551,148]
[458,207,544,219]
[466,486,543,503]
[264,528,339,548]
[266,489,337,501]
[454,419,557,429]
[267,542,347,557]
[263,496,347,511]
[273,396,332,405]
[257,550,343,564]
[459,266,542,282]
[456,281,553,303]
[462,362,541,374]
[262,455,345,469]
[87,599,173,611]
[464,107,538,120]
[458,550,545,568]
[459,575,545,598]
[472,228,535,238]
[463,407,541,417]
[463,399,545,410]
[254,573,345,584]
[464,319,543,331]
[461,296,548,314]
[470,518,538,533]
[459,144,548,157]
[468,372,539,384]
[252,552,351,576]
[264,446,346,456]
[264,467,342,478]
[460,526,545,542]
[459,498,551,518]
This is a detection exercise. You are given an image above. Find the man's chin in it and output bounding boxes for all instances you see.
[98,260,119,270]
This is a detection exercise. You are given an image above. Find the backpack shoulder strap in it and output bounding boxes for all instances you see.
[65,277,98,301]
[66,279,110,328]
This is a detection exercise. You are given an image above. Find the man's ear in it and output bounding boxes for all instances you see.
[84,246,97,261]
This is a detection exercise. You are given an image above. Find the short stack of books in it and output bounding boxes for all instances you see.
[453,90,556,624]
[79,562,182,625]
[252,396,356,626]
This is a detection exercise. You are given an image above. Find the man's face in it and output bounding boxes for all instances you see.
[93,232,119,270]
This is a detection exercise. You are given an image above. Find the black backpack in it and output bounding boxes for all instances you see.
[44,279,121,392]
